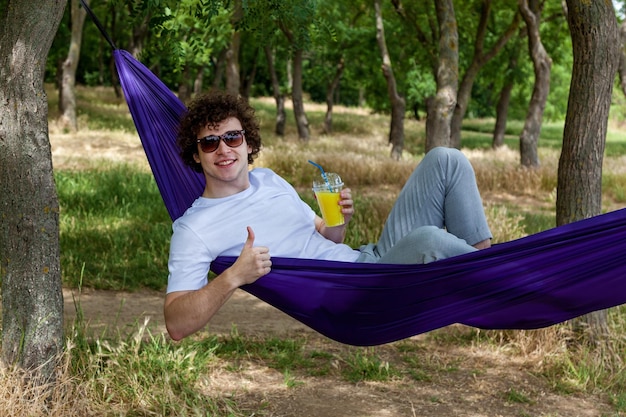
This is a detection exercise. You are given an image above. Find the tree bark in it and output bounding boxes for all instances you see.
[225,32,241,96]
[558,1,619,224]
[241,48,259,100]
[559,0,620,336]
[375,0,405,160]
[193,66,205,96]
[212,48,228,90]
[0,0,66,383]
[426,0,458,152]
[226,0,243,96]
[450,1,519,148]
[264,45,286,136]
[518,0,551,167]
[291,48,310,141]
[59,0,87,132]
[492,52,518,148]
[323,57,345,135]
[279,23,310,141]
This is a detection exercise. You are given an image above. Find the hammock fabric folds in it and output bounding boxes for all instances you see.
[113,49,626,346]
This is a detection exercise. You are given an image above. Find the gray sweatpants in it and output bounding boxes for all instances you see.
[357,147,492,264]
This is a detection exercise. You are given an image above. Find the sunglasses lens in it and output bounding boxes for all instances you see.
[199,137,219,153]
[223,131,244,147]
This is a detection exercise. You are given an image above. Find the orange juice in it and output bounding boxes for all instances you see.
[314,190,344,227]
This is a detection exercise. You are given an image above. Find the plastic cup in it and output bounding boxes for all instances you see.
[312,172,344,227]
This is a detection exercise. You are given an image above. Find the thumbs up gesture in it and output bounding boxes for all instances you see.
[229,226,271,286]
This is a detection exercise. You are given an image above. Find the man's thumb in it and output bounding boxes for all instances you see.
[244,226,255,248]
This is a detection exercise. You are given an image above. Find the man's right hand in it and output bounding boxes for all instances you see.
[229,226,271,286]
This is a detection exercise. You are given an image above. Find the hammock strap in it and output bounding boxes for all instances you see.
[80,0,117,50]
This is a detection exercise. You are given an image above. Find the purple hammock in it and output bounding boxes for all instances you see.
[112,48,626,346]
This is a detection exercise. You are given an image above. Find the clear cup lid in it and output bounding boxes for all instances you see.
[313,172,343,189]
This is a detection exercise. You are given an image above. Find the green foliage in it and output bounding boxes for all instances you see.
[46,0,585,118]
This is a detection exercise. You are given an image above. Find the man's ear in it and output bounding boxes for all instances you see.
[193,152,201,163]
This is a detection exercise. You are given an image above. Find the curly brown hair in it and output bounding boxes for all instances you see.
[177,90,262,173]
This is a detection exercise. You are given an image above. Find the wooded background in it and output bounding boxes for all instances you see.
[0,0,624,384]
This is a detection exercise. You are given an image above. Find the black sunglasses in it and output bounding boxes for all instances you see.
[196,130,245,153]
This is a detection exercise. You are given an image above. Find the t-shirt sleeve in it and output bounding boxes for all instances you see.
[166,221,211,293]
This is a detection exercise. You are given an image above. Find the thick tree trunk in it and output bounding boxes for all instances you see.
[559,0,619,336]
[59,0,87,132]
[323,57,345,135]
[450,1,519,148]
[426,0,458,152]
[375,0,405,160]
[518,0,551,167]
[263,45,286,136]
[558,1,619,224]
[0,0,66,383]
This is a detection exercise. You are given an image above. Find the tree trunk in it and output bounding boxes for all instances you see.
[226,0,243,96]
[375,0,405,160]
[59,0,87,132]
[323,57,345,135]
[225,32,241,96]
[212,48,228,90]
[518,0,551,167]
[263,45,286,136]
[193,66,205,96]
[278,22,310,141]
[450,1,519,148]
[558,2,619,225]
[426,0,458,152]
[493,50,519,148]
[241,48,259,100]
[177,64,192,103]
[559,0,619,337]
[291,48,310,141]
[0,0,66,383]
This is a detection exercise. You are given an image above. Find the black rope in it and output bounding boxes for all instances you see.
[80,0,117,50]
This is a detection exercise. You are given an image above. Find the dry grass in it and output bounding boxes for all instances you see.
[0,343,93,417]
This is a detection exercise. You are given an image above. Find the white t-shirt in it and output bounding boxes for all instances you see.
[167,168,361,293]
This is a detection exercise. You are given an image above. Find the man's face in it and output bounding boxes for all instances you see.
[193,117,252,197]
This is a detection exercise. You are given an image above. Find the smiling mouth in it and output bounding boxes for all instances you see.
[216,159,235,166]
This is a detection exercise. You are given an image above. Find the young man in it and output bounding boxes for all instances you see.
[164,91,492,341]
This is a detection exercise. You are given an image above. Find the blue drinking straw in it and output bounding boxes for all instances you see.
[308,160,333,191]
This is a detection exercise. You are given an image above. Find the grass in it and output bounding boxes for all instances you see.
[56,163,171,290]
[4,85,626,415]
